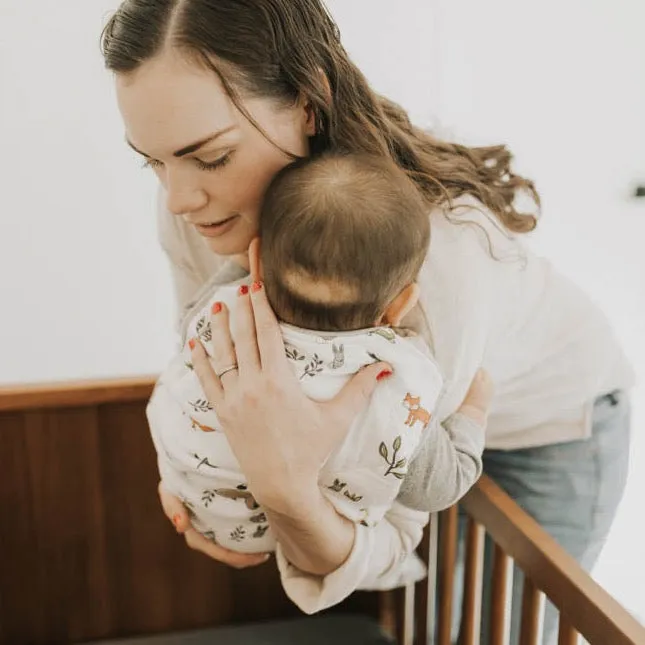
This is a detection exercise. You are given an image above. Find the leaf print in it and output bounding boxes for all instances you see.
[184,361,194,371]
[201,489,216,507]
[380,435,408,478]
[188,398,213,413]
[300,353,324,380]
[203,531,217,543]
[230,526,246,542]
[253,525,269,538]
[343,490,363,503]
[284,343,306,362]
[327,479,346,493]
[196,315,212,342]
[368,328,397,343]
[367,352,382,364]
[250,512,267,523]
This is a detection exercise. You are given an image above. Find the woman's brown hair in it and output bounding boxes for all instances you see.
[101,0,539,233]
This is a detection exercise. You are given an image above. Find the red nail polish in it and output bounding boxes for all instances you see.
[188,338,196,350]
[238,285,249,296]
[172,514,181,528]
[376,369,393,381]
[211,301,222,315]
[251,281,263,293]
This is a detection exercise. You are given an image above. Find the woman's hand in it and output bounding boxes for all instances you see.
[157,482,271,569]
[188,282,391,514]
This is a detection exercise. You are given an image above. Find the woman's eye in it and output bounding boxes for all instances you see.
[195,153,233,172]
[142,157,163,170]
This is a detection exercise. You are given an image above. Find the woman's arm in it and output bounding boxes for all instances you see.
[275,502,429,614]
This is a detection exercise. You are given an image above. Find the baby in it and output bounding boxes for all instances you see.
[147,153,483,606]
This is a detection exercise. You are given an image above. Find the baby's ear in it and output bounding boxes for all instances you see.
[382,283,420,327]
[248,237,263,282]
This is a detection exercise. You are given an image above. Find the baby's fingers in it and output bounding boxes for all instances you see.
[158,482,191,534]
[458,369,494,426]
[184,529,271,569]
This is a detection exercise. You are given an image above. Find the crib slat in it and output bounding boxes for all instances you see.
[460,519,485,645]
[489,544,512,645]
[558,614,579,645]
[520,577,544,645]
[414,515,438,645]
[437,506,458,645]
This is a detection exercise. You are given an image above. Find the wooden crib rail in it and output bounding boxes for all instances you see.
[426,476,645,645]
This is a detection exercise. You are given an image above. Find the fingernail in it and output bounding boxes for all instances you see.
[172,514,181,528]
[188,338,196,350]
[211,301,222,315]
[238,285,249,296]
[376,369,393,381]
[251,281,263,293]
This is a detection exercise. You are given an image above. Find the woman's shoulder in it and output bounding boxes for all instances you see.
[427,195,527,269]
[416,196,526,321]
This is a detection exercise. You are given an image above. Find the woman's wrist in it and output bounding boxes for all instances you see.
[256,476,321,519]
[263,485,356,576]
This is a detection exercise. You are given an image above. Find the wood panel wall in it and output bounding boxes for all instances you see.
[0,379,377,645]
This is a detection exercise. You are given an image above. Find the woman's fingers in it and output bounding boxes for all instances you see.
[183,529,271,569]
[248,281,290,370]
[205,302,239,388]
[231,286,261,375]
[457,369,494,426]
[158,482,191,534]
[190,338,224,404]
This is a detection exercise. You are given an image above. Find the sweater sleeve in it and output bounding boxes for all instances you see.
[397,411,485,512]
[275,501,429,614]
[395,202,515,510]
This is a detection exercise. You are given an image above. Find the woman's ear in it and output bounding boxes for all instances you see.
[248,237,263,283]
[382,283,420,327]
[302,68,331,136]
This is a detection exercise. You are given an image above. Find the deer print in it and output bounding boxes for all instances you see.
[215,484,260,510]
[190,416,217,432]
[402,393,432,429]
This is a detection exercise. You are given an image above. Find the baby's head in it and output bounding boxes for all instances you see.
[255,153,430,332]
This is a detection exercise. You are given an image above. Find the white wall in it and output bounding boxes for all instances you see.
[0,0,436,384]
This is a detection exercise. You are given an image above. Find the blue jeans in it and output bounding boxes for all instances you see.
[452,390,632,645]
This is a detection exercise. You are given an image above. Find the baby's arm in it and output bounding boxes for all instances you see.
[397,371,491,512]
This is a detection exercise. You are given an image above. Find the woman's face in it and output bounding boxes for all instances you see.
[116,50,313,256]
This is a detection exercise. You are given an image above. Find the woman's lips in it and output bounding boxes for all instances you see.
[194,215,239,238]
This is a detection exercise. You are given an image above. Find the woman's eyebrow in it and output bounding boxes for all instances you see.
[126,124,237,158]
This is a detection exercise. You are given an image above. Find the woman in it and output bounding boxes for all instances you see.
[101,1,634,642]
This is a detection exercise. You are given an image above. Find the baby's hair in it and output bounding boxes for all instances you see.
[260,153,430,331]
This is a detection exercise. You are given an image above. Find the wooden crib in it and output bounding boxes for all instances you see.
[0,377,642,645]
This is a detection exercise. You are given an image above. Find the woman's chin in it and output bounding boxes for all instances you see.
[205,234,252,262]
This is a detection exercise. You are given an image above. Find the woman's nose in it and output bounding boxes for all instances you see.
[165,170,208,216]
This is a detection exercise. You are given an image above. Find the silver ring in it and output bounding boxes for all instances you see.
[216,364,238,379]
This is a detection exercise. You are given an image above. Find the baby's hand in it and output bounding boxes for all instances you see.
[457,369,494,427]
[157,482,271,569]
